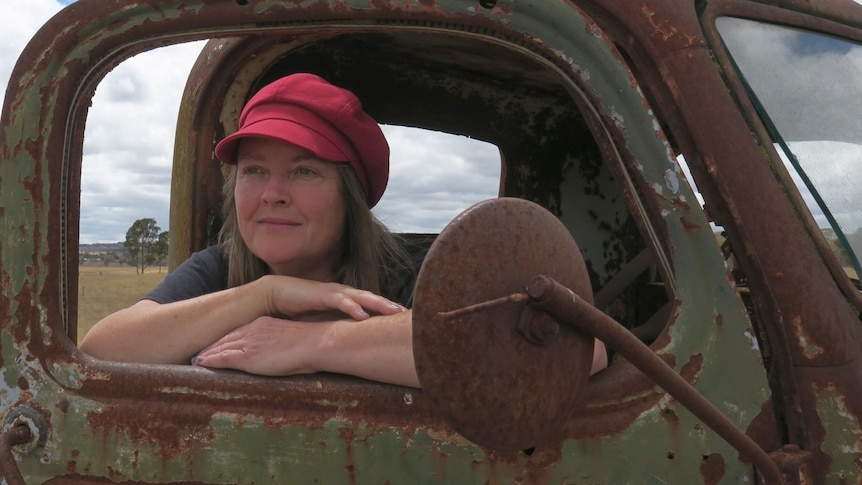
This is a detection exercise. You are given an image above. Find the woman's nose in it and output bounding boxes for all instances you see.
[261,174,292,205]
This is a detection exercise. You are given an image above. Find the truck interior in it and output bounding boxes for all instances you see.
[163,33,673,355]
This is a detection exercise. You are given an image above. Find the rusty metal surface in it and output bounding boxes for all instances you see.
[0,425,31,485]
[582,0,862,482]
[693,1,862,481]
[2,0,859,483]
[413,198,593,452]
[0,0,764,482]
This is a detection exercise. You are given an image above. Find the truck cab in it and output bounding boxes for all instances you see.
[1,0,861,483]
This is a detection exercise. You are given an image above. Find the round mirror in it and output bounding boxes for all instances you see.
[412,197,594,451]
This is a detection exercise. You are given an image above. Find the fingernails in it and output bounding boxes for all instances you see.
[358,309,369,317]
[191,355,204,365]
[390,303,404,311]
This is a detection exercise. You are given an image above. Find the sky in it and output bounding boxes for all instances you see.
[717,16,862,246]
[1,0,501,244]
[3,2,860,248]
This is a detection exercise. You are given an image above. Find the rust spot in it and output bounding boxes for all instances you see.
[339,426,356,443]
[744,398,781,453]
[106,465,122,481]
[17,376,29,391]
[641,5,678,42]
[340,425,356,482]
[86,402,215,460]
[680,353,704,382]
[680,216,701,232]
[521,446,564,473]
[56,399,69,414]
[715,314,723,329]
[66,460,76,474]
[700,453,726,485]
[661,406,679,425]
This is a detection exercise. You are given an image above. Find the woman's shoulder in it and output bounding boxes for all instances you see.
[142,245,228,304]
[195,245,226,264]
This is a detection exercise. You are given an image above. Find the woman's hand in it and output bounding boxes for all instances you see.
[193,310,419,387]
[193,316,332,376]
[257,275,406,321]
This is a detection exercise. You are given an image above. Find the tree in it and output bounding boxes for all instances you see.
[124,218,160,274]
[102,253,115,267]
[153,231,169,273]
[822,227,854,269]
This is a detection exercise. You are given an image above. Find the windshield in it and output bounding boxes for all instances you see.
[716,17,862,279]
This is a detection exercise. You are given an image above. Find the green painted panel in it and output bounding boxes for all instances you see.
[0,0,776,483]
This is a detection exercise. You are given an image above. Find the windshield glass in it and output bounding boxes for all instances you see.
[716,17,862,279]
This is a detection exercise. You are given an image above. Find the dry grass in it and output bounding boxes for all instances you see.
[74,261,857,346]
[77,265,166,345]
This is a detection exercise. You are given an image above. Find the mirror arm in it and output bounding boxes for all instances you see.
[526,275,785,485]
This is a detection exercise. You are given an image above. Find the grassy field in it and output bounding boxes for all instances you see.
[77,265,166,345]
[75,262,857,346]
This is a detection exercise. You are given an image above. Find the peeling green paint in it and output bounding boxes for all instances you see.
[2,0,843,483]
[815,384,862,482]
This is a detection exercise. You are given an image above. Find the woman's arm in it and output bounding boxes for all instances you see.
[192,310,418,386]
[193,310,609,387]
[79,276,406,365]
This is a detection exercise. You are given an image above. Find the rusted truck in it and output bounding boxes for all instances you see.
[2,0,861,483]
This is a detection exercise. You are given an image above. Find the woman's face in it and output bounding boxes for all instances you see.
[234,137,346,280]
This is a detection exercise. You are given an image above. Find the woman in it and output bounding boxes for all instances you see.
[80,73,607,387]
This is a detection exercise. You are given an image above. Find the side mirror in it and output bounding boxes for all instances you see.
[412,198,786,484]
[412,197,595,452]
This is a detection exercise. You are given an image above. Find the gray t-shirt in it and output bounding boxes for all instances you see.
[143,245,424,307]
[143,246,228,304]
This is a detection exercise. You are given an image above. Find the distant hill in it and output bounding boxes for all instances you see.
[80,242,125,254]
[79,242,128,266]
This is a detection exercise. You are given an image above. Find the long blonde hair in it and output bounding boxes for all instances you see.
[218,164,412,294]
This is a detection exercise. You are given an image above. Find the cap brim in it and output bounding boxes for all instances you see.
[215,118,352,165]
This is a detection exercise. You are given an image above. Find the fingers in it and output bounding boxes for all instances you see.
[193,317,324,376]
[326,288,406,320]
[193,348,245,369]
[194,335,284,375]
[267,276,407,320]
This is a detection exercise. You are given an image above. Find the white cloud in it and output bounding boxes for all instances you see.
[779,141,862,232]
[716,17,862,144]
[79,41,206,243]
[377,126,500,232]
[3,2,500,243]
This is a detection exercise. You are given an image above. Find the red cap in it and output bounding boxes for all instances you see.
[215,73,389,207]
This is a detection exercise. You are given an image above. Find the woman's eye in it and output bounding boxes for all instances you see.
[293,166,319,179]
[239,165,265,176]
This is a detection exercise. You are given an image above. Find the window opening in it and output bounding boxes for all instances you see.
[716,17,862,280]
[76,43,502,343]
[375,126,501,234]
